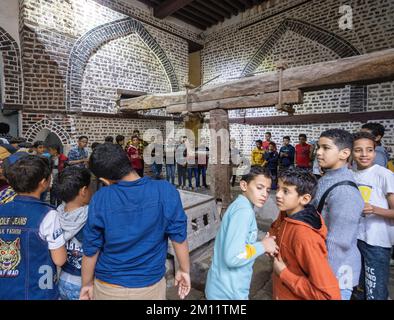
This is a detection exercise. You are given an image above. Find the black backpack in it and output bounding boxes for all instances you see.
[317,181,359,214]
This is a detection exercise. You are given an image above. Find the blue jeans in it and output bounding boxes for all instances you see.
[59,278,81,300]
[340,288,353,300]
[356,239,391,300]
[198,166,208,187]
[187,167,199,188]
[177,165,187,187]
[166,164,175,184]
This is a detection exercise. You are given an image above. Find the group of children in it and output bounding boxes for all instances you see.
[0,123,393,300]
[207,127,394,300]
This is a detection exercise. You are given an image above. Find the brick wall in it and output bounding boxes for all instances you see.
[0,26,22,104]
[15,0,194,141]
[201,0,394,156]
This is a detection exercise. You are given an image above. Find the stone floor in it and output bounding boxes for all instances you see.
[166,181,394,300]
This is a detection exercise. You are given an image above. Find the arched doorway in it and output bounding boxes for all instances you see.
[34,129,64,153]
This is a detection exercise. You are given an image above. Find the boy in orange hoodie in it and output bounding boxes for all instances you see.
[269,168,341,300]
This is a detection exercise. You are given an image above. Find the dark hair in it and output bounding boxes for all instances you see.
[0,123,10,134]
[283,136,290,141]
[269,141,276,148]
[78,136,88,141]
[53,166,91,203]
[298,134,307,140]
[89,143,133,180]
[131,135,139,140]
[320,129,353,151]
[104,136,114,143]
[265,132,271,136]
[361,122,385,138]
[4,155,51,193]
[133,129,140,134]
[241,165,272,184]
[33,140,45,149]
[18,142,33,148]
[10,137,26,145]
[353,131,376,148]
[91,142,100,150]
[278,167,317,198]
[255,139,262,144]
[116,135,125,143]
[47,143,61,153]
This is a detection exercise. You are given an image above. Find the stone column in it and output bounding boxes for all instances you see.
[208,109,231,211]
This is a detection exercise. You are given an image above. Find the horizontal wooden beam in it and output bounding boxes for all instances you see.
[165,90,302,113]
[21,109,183,121]
[120,48,394,113]
[229,110,394,125]
[154,0,196,19]
[2,103,23,111]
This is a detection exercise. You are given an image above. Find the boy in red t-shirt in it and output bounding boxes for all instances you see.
[295,134,312,169]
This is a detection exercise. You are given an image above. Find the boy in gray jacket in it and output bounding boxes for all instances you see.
[312,129,364,300]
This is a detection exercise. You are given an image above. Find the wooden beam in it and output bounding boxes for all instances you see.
[179,7,217,25]
[165,90,302,113]
[237,0,254,9]
[225,0,245,11]
[194,0,232,19]
[211,0,238,15]
[172,12,208,29]
[120,49,394,113]
[188,2,225,22]
[228,110,394,125]
[154,0,196,19]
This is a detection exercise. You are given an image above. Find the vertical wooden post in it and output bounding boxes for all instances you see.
[208,109,232,211]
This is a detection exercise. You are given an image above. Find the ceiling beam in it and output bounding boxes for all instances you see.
[237,0,255,9]
[180,7,217,25]
[187,2,225,22]
[194,0,232,19]
[154,0,196,19]
[172,12,208,29]
[222,0,243,12]
[225,0,246,11]
[210,0,238,15]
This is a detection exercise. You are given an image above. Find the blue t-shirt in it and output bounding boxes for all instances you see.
[279,145,295,167]
[83,177,187,288]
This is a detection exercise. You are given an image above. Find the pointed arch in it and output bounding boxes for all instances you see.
[24,119,72,146]
[241,18,361,76]
[66,17,179,111]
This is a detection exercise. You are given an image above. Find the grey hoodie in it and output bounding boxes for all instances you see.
[57,203,88,242]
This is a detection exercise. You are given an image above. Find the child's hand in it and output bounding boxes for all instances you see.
[79,284,94,300]
[273,255,287,276]
[175,270,191,300]
[262,232,279,257]
[363,203,375,215]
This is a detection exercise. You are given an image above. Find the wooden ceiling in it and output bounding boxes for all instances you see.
[138,0,268,30]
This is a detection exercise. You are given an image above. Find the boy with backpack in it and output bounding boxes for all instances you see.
[312,129,364,300]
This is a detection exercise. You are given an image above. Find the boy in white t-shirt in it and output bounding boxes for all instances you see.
[352,131,394,300]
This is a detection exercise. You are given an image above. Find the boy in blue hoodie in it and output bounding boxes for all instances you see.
[205,166,279,300]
